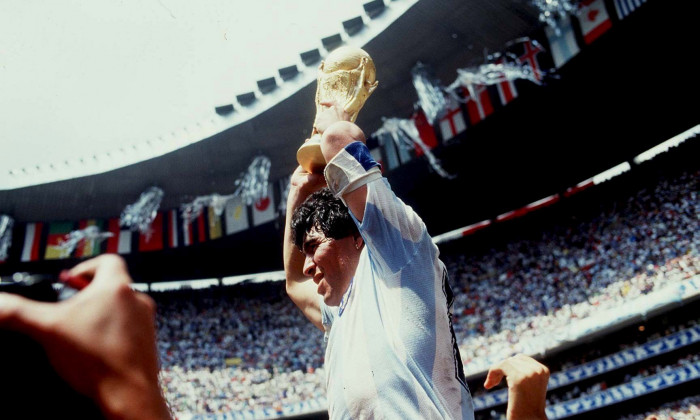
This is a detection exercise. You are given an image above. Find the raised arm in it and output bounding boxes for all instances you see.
[317,104,370,222]
[484,354,550,420]
[283,165,327,331]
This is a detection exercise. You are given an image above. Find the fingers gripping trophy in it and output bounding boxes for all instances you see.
[296,46,378,173]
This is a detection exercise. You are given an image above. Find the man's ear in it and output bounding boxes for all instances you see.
[354,235,364,250]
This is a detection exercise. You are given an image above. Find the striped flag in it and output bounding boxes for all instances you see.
[545,16,580,68]
[577,0,612,45]
[106,218,133,254]
[437,98,466,142]
[196,211,208,243]
[412,109,439,151]
[20,222,44,262]
[44,221,76,260]
[613,0,646,20]
[224,196,249,235]
[181,211,196,246]
[166,209,179,248]
[208,206,223,240]
[75,219,107,258]
[252,186,276,227]
[494,57,519,105]
[138,211,164,252]
[462,84,494,125]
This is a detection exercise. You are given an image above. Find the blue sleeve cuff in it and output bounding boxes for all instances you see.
[324,142,382,200]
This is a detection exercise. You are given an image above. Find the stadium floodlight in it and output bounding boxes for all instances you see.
[150,278,220,291]
[592,162,631,185]
[131,283,149,292]
[432,219,491,244]
[222,270,286,286]
[633,124,700,165]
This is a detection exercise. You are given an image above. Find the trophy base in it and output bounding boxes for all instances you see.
[297,135,326,174]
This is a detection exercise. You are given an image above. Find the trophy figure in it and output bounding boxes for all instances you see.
[297,46,378,173]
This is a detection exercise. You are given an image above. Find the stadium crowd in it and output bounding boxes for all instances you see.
[154,167,699,417]
[447,168,699,375]
[620,394,700,420]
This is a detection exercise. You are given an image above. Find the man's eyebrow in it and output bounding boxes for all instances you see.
[301,237,317,253]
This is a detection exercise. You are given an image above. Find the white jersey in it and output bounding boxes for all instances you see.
[320,142,474,419]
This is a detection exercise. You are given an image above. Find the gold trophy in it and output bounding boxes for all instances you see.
[297,46,378,173]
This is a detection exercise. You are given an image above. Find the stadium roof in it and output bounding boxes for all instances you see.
[1,0,544,222]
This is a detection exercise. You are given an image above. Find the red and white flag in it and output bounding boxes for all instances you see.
[138,211,164,252]
[106,218,132,254]
[412,109,439,151]
[20,222,43,262]
[437,99,466,142]
[577,0,612,45]
[494,58,518,104]
[462,84,494,125]
[252,186,276,226]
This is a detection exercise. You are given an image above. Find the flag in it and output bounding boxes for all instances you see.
[138,211,164,252]
[494,58,519,105]
[106,218,133,254]
[208,206,223,240]
[613,0,646,20]
[20,222,44,262]
[74,219,106,258]
[44,221,76,260]
[166,209,179,248]
[516,39,547,83]
[225,196,249,235]
[577,0,612,45]
[462,84,494,125]
[545,16,580,68]
[437,99,466,142]
[196,211,208,243]
[181,211,196,246]
[252,186,276,226]
[412,109,439,151]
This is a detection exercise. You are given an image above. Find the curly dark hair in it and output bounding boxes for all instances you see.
[291,187,359,250]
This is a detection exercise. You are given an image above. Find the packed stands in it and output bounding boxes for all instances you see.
[154,153,698,418]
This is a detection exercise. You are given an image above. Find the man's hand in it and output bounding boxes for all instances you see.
[313,101,351,135]
[290,164,327,197]
[0,255,172,420]
[484,354,550,420]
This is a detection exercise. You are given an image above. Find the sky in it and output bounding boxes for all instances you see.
[0,0,416,189]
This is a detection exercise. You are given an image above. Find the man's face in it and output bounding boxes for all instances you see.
[302,226,358,306]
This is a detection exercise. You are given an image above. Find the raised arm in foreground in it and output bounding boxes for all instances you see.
[485,354,550,420]
[0,255,172,420]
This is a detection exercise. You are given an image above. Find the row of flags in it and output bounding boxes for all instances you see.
[12,187,280,263]
[368,0,649,172]
[3,0,651,265]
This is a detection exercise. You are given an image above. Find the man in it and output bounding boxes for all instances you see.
[284,103,549,419]
[0,112,547,420]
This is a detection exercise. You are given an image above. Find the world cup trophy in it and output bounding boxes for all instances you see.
[297,46,378,173]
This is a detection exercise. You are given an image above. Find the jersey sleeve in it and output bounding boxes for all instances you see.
[324,141,430,277]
